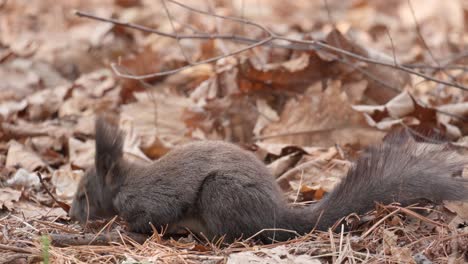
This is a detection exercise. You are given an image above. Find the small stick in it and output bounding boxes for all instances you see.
[0,244,37,254]
[37,172,70,213]
[48,231,148,247]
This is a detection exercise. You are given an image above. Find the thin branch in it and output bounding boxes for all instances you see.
[407,0,439,66]
[166,0,272,35]
[406,0,462,89]
[74,2,468,91]
[0,244,37,254]
[37,172,70,213]
[277,37,468,91]
[403,50,468,71]
[160,0,192,64]
[48,231,148,247]
[111,35,273,79]
[385,29,398,66]
[75,10,277,47]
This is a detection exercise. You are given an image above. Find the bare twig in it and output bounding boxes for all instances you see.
[160,0,192,64]
[37,172,70,213]
[110,35,272,79]
[407,0,439,66]
[0,244,37,254]
[406,0,462,90]
[48,231,148,247]
[403,50,468,71]
[75,6,468,91]
[75,10,276,47]
[279,37,468,91]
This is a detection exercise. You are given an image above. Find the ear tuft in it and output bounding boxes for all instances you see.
[95,115,125,185]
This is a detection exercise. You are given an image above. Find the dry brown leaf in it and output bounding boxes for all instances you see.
[437,102,468,138]
[215,57,241,96]
[73,114,97,136]
[26,84,70,120]
[117,48,164,102]
[121,89,196,158]
[165,64,214,94]
[2,119,71,140]
[227,245,321,264]
[0,187,22,211]
[59,87,119,118]
[51,167,84,199]
[444,201,468,221]
[266,152,302,178]
[324,29,411,104]
[255,142,326,156]
[399,0,464,34]
[0,59,41,101]
[190,78,218,106]
[261,80,383,147]
[382,229,398,254]
[75,69,116,98]
[284,159,346,194]
[253,99,280,137]
[6,168,40,188]
[353,91,442,132]
[0,99,28,119]
[0,1,467,262]
[238,52,332,92]
[190,96,258,142]
[275,146,350,194]
[6,140,46,171]
[0,59,69,106]
[68,138,94,169]
[390,247,416,264]
[385,91,415,118]
[342,79,368,103]
[58,91,91,118]
[13,201,67,219]
[120,119,152,163]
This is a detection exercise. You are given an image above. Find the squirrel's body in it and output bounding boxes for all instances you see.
[70,118,468,243]
[115,141,287,240]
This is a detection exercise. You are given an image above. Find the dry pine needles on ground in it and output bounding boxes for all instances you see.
[1,0,468,263]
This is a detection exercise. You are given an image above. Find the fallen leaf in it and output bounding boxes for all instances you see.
[6,168,40,188]
[68,138,94,169]
[13,201,67,219]
[0,99,28,119]
[51,167,84,199]
[6,140,46,171]
[227,245,321,264]
[382,229,397,254]
[390,246,416,264]
[253,99,280,137]
[75,69,116,98]
[444,201,468,221]
[120,119,152,163]
[261,80,383,147]
[121,89,198,158]
[238,52,332,92]
[0,187,22,211]
[26,84,70,120]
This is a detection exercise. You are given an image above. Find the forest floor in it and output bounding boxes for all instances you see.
[0,0,467,263]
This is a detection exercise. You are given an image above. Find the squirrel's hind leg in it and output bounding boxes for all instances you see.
[195,172,296,243]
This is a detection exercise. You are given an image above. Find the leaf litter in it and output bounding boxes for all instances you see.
[0,0,467,263]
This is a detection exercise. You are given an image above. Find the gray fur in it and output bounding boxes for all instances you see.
[70,119,468,243]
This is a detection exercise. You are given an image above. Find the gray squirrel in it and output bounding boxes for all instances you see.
[69,117,468,243]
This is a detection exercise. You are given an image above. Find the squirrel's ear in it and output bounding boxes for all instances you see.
[94,116,125,190]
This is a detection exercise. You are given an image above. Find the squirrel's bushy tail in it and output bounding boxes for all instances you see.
[311,135,468,230]
[283,134,468,234]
